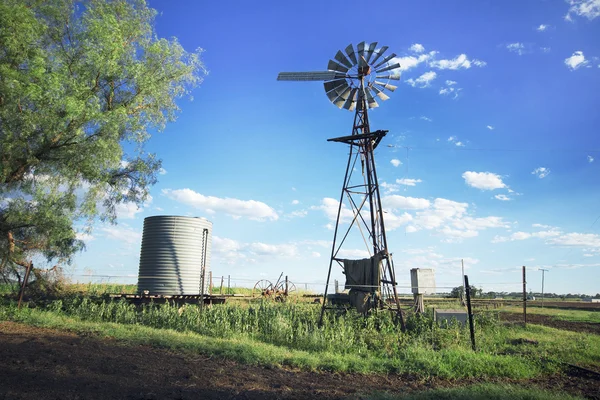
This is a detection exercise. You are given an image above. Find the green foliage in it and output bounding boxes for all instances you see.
[3,299,599,379]
[448,285,482,299]
[0,0,205,279]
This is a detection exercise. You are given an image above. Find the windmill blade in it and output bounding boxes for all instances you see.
[376,74,401,80]
[277,71,345,81]
[374,81,397,92]
[332,86,352,108]
[371,84,390,100]
[344,44,358,65]
[365,88,379,108]
[328,60,349,73]
[357,41,366,59]
[376,62,401,73]
[372,53,397,70]
[343,88,357,110]
[334,50,353,69]
[324,79,347,94]
[365,42,378,62]
[369,46,389,65]
[358,55,368,69]
[349,100,357,111]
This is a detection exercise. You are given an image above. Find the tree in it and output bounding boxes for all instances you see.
[448,285,481,299]
[0,0,205,284]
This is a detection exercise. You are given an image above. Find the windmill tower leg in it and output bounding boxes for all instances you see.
[319,85,405,331]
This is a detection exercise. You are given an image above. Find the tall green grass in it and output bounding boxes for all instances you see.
[2,299,599,378]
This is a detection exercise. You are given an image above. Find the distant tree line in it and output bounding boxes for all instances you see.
[445,287,600,300]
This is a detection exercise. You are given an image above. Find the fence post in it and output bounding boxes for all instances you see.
[219,276,224,295]
[522,266,527,327]
[18,262,33,310]
[227,275,231,295]
[464,275,476,351]
[209,271,213,294]
[285,275,288,295]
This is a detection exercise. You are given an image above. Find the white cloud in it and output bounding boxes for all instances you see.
[487,125,494,130]
[446,80,457,86]
[337,248,371,259]
[462,171,507,190]
[439,84,462,99]
[291,199,300,205]
[392,51,437,72]
[493,229,562,243]
[410,43,425,53]
[390,159,402,167]
[506,43,525,55]
[536,24,550,31]
[429,54,479,70]
[411,198,469,231]
[213,236,243,254]
[549,232,600,247]
[249,242,297,257]
[588,155,595,163]
[541,47,551,53]
[420,116,432,122]
[564,51,588,70]
[100,225,142,244]
[532,167,550,179]
[383,195,431,210]
[383,211,413,231]
[76,232,95,242]
[158,168,167,175]
[381,181,400,194]
[311,251,321,258]
[115,202,143,220]
[405,71,437,88]
[163,188,278,221]
[494,194,511,201]
[565,0,600,20]
[286,210,307,218]
[396,178,422,186]
[472,60,487,67]
[313,197,354,223]
[447,136,465,146]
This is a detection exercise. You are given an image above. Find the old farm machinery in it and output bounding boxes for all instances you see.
[253,273,296,300]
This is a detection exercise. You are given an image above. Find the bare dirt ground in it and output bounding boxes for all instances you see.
[499,312,600,335]
[1,321,599,400]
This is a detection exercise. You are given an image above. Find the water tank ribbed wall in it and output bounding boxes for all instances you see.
[137,216,212,295]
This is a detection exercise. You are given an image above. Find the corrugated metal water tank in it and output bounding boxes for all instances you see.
[137,216,212,295]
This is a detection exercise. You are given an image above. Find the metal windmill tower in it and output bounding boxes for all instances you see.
[277,42,405,329]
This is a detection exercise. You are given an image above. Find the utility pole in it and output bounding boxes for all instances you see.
[539,268,549,308]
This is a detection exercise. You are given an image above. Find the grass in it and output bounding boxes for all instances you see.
[0,304,543,378]
[2,298,599,379]
[500,305,600,323]
[367,383,585,400]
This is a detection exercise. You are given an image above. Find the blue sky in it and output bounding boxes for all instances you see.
[72,0,600,295]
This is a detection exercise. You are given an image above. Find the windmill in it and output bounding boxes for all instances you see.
[277,42,405,330]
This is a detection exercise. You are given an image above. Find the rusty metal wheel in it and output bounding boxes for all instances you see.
[253,279,273,297]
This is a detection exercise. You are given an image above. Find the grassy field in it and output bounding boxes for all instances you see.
[1,297,599,380]
[499,305,600,323]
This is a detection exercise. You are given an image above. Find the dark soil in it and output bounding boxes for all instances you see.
[499,312,600,335]
[1,321,599,400]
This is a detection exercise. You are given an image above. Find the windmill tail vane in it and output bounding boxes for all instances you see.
[277,42,405,331]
